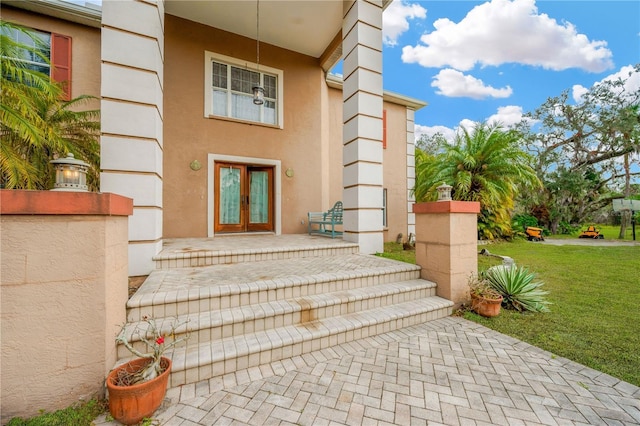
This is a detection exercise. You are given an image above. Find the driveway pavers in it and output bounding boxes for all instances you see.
[95,316,640,425]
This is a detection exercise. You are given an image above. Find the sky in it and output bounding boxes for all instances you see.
[369,0,640,142]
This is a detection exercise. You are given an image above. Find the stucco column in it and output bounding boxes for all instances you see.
[100,0,165,276]
[342,0,384,255]
[413,201,480,306]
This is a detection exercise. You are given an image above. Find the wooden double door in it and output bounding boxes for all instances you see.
[214,162,274,233]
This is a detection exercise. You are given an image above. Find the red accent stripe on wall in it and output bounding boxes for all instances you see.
[382,109,387,149]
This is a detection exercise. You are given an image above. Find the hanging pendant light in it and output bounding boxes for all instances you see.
[253,0,265,105]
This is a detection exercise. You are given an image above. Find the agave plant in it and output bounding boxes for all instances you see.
[485,265,551,312]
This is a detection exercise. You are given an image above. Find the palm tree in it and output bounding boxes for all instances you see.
[414,122,540,239]
[0,20,100,190]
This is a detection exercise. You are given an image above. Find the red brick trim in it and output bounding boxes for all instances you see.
[0,190,133,216]
[412,201,480,214]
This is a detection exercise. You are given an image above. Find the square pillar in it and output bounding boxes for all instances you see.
[100,0,165,276]
[342,0,384,254]
[413,201,480,306]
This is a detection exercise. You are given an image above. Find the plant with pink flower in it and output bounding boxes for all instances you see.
[114,316,190,385]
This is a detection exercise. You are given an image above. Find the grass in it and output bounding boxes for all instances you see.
[378,240,640,387]
[376,241,417,264]
[548,224,638,241]
[6,399,107,426]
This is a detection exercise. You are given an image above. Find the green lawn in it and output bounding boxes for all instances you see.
[548,224,638,241]
[6,399,106,426]
[378,240,640,387]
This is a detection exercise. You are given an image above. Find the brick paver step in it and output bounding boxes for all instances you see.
[120,296,453,387]
[127,254,421,321]
[119,279,438,357]
[153,237,359,269]
[116,237,453,392]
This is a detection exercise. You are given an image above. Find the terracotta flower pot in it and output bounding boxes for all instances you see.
[106,357,171,425]
[471,293,503,317]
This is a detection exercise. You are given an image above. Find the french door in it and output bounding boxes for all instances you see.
[214,162,274,233]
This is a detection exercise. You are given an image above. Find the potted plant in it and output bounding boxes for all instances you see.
[106,316,189,425]
[468,273,503,317]
[484,265,551,313]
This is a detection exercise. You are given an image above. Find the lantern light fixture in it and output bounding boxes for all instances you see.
[252,85,264,106]
[50,153,89,191]
[436,182,452,201]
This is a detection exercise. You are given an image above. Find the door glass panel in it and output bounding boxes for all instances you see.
[249,170,269,224]
[219,167,241,224]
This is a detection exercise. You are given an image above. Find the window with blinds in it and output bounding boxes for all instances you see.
[205,51,282,127]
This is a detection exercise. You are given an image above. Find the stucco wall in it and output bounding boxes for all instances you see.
[2,6,101,108]
[328,87,410,242]
[0,191,130,423]
[163,15,328,238]
[382,102,411,242]
[2,7,413,244]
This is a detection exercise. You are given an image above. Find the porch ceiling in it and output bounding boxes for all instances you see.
[164,1,344,59]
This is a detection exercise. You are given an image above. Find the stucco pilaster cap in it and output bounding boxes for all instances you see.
[1,190,133,216]
[413,201,480,214]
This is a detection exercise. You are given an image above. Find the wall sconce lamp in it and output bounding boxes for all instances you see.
[50,153,89,191]
[436,182,452,201]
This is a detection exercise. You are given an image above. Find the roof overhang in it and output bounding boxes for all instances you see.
[326,74,427,110]
[163,1,396,72]
[7,0,392,73]
[3,0,101,28]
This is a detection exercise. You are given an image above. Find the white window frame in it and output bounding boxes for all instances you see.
[204,51,284,128]
[383,188,388,228]
[3,26,51,76]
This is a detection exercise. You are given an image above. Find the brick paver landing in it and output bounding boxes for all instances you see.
[96,317,639,425]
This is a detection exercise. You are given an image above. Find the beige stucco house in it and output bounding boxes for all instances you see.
[4,0,426,277]
[2,4,493,422]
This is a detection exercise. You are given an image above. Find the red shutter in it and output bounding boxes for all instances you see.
[382,109,387,149]
[51,33,72,100]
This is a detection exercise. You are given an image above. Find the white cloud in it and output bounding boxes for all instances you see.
[573,65,640,103]
[414,124,456,142]
[401,0,613,72]
[458,119,478,133]
[431,69,512,99]
[383,0,427,47]
[415,105,535,143]
[597,65,640,96]
[572,84,589,103]
[486,105,528,127]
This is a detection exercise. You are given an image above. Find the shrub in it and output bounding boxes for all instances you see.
[486,265,551,312]
[558,221,580,235]
[512,213,538,230]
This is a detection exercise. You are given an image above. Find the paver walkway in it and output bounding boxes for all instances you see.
[96,316,640,425]
[541,238,639,247]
